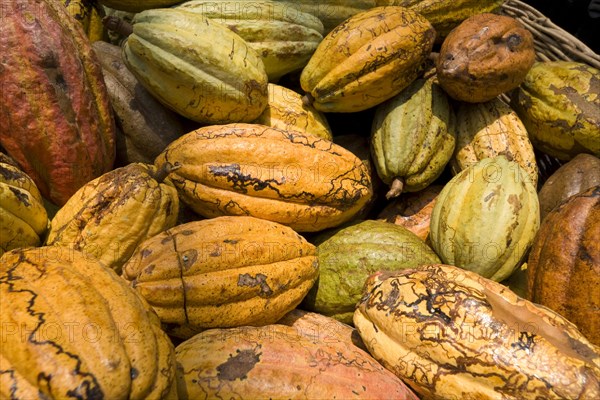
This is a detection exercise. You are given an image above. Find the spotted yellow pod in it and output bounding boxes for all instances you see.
[122,216,318,338]
[46,163,179,274]
[300,6,435,113]
[354,265,600,400]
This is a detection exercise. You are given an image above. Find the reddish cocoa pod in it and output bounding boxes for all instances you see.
[0,0,116,205]
[436,13,535,103]
[528,185,600,346]
[175,324,420,400]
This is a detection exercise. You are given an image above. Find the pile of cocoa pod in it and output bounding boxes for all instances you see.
[1,0,599,399]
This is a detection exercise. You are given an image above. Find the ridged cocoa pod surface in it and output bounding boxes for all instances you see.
[122,8,269,124]
[175,0,325,82]
[528,185,600,346]
[354,264,600,400]
[436,13,535,103]
[300,6,436,112]
[452,97,538,187]
[121,216,319,338]
[510,61,600,161]
[0,0,117,206]
[253,83,333,140]
[429,156,540,282]
[0,247,178,399]
[154,123,373,232]
[46,163,179,274]
[174,324,419,399]
[92,40,186,165]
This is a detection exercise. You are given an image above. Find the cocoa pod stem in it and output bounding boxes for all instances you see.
[102,16,133,37]
[386,178,404,200]
[152,162,181,183]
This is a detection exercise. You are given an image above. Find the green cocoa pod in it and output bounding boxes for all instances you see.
[302,219,440,324]
[510,61,600,160]
[371,77,456,199]
[429,156,540,282]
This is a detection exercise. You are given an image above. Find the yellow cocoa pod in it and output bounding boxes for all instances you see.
[253,83,333,140]
[300,6,435,112]
[0,247,177,399]
[46,163,179,274]
[175,0,324,81]
[354,265,600,400]
[122,216,318,338]
[510,61,600,160]
[452,97,538,188]
[155,123,373,232]
[0,157,49,254]
[122,8,269,124]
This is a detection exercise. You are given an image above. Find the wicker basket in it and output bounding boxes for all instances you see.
[500,0,600,70]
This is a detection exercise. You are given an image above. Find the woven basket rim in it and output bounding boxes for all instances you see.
[500,0,600,69]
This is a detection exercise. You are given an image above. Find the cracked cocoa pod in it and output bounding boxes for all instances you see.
[538,153,600,221]
[0,0,116,206]
[0,247,178,399]
[174,323,419,399]
[429,156,540,282]
[300,6,435,112]
[528,185,600,346]
[46,162,179,274]
[155,123,373,232]
[122,216,318,338]
[510,61,600,161]
[436,13,535,103]
[354,265,600,399]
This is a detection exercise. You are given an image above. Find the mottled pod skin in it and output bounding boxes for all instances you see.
[371,77,456,198]
[0,0,116,206]
[0,247,178,400]
[122,8,268,124]
[154,123,373,232]
[510,61,600,161]
[253,83,333,140]
[354,265,600,400]
[452,97,538,187]
[437,13,535,103]
[300,6,435,112]
[175,1,325,82]
[538,153,600,221]
[429,156,540,282]
[175,324,419,400]
[121,216,319,338]
[46,163,179,274]
[528,186,600,346]
[302,219,440,324]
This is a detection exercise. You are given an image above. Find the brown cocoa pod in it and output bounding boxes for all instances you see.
[436,13,535,103]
